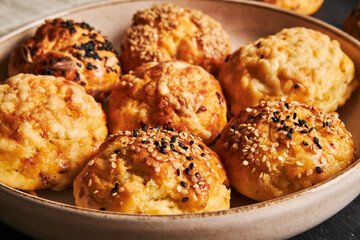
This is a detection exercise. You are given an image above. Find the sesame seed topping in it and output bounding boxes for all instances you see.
[181,197,189,203]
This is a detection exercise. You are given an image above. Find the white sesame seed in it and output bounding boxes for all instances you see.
[182,189,189,195]
[296,161,304,166]
[111,162,116,168]
[87,179,92,187]
[88,160,95,166]
[306,169,313,176]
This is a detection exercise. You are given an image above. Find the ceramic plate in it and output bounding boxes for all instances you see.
[0,0,359,239]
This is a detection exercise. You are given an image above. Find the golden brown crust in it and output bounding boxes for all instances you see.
[120,3,231,75]
[0,74,108,191]
[343,2,360,40]
[108,60,227,145]
[219,27,357,116]
[216,99,356,201]
[73,127,230,214]
[259,0,324,15]
[8,18,121,102]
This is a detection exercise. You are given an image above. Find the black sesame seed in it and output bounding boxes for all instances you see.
[62,70,66,76]
[201,153,205,157]
[170,136,177,143]
[216,134,221,139]
[176,168,180,176]
[316,166,322,173]
[280,120,285,125]
[314,137,322,149]
[287,132,293,139]
[142,125,148,131]
[277,127,283,132]
[133,130,139,137]
[172,149,183,155]
[309,127,314,133]
[293,113,297,119]
[42,67,54,75]
[99,208,106,211]
[185,168,190,175]
[159,148,167,154]
[180,181,187,187]
[190,140,194,145]
[80,81,86,86]
[256,41,261,47]
[260,55,264,59]
[189,163,194,170]
[141,140,149,144]
[284,103,289,109]
[231,126,236,130]
[289,128,294,134]
[49,59,55,65]
[110,182,119,195]
[294,84,299,89]
[284,126,290,131]
[302,141,308,146]
[198,144,204,149]
[181,197,189,203]
[286,115,290,119]
[170,143,175,149]
[300,130,308,134]
[113,149,120,153]
[186,156,193,161]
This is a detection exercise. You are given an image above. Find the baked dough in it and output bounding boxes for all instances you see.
[218,27,357,115]
[0,74,108,191]
[343,2,360,41]
[73,127,230,214]
[216,99,356,201]
[8,18,121,102]
[259,0,324,15]
[120,3,231,75]
[108,60,228,145]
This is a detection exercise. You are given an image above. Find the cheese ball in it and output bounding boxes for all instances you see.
[108,60,227,145]
[259,0,324,15]
[120,3,231,75]
[0,74,108,191]
[218,27,357,116]
[73,127,230,214]
[343,2,360,41]
[216,99,356,201]
[8,18,121,102]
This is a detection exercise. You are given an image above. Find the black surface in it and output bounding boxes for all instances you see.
[1,0,360,239]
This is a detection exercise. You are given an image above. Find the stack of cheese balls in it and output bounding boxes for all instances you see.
[0,3,357,214]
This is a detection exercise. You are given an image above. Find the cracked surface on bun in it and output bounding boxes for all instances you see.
[108,60,227,145]
[259,0,324,15]
[73,127,230,214]
[8,18,121,102]
[0,74,108,191]
[219,27,357,116]
[120,3,231,75]
[216,99,356,201]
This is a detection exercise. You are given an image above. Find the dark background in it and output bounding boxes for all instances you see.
[1,0,359,239]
